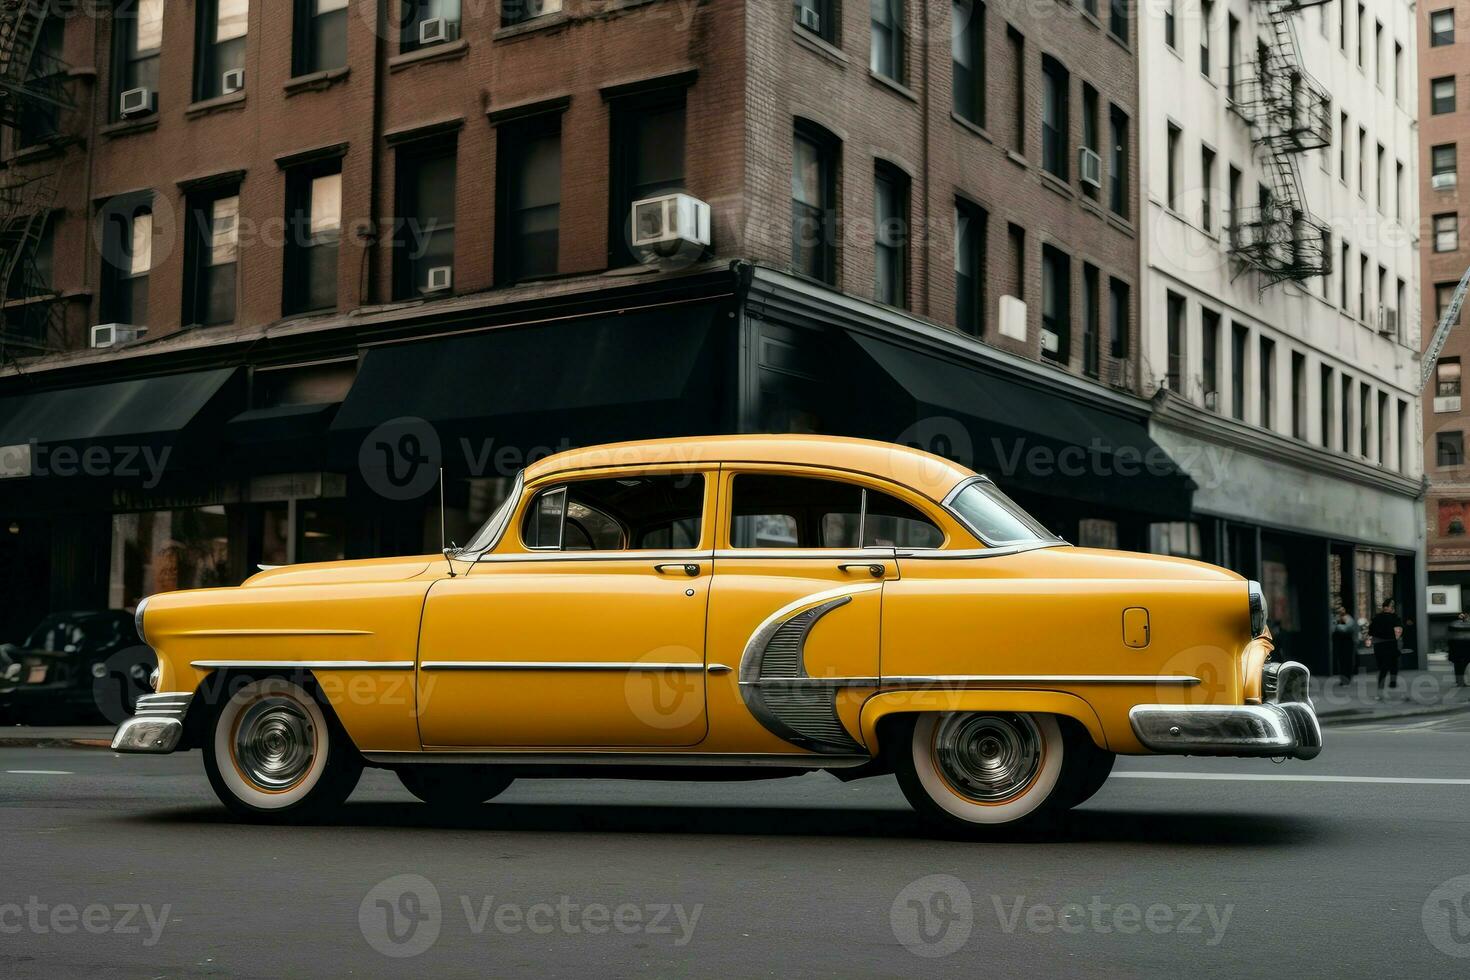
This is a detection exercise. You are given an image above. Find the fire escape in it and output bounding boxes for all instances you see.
[1227,0,1333,287]
[0,0,74,362]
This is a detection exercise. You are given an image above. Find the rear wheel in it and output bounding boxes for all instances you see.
[893,712,1087,834]
[396,766,514,807]
[203,677,361,823]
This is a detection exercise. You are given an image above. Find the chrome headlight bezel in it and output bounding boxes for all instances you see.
[134,595,151,647]
[1247,580,1267,638]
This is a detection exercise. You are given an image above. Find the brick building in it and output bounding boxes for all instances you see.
[0,0,1192,640]
[1420,0,1470,648]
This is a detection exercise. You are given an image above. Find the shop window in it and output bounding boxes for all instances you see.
[183,187,240,326]
[195,0,249,102]
[109,508,237,610]
[293,0,348,76]
[1078,519,1118,550]
[1149,521,1201,558]
[730,474,942,549]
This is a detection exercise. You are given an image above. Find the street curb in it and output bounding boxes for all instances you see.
[1318,701,1470,727]
[0,737,113,750]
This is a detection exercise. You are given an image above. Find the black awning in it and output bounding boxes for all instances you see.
[329,304,727,474]
[851,334,1195,519]
[225,402,341,472]
[0,367,241,480]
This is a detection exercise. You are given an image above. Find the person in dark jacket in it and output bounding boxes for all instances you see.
[1331,606,1357,685]
[1368,600,1403,699]
[1448,613,1470,688]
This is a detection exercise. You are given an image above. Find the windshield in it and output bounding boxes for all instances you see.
[459,471,524,554]
[946,479,1060,546]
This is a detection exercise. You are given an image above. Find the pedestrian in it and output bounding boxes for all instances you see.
[1368,599,1403,700]
[1331,605,1357,685]
[1449,612,1470,688]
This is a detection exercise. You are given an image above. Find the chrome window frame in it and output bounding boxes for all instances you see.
[726,472,947,551]
[514,471,709,556]
[941,476,1066,548]
[458,469,524,558]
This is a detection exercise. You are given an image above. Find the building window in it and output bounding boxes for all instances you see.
[1439,432,1465,467]
[870,0,905,81]
[401,0,461,51]
[608,91,686,269]
[1201,146,1216,232]
[1319,364,1332,448]
[1108,105,1128,216]
[1433,76,1457,115]
[1108,277,1129,359]
[1226,14,1239,100]
[1339,241,1350,310]
[1231,324,1247,420]
[1081,84,1099,200]
[1082,263,1100,377]
[1433,144,1458,186]
[1163,0,1176,48]
[1259,337,1275,429]
[284,160,342,315]
[1358,384,1370,458]
[1338,0,1347,51]
[794,0,837,44]
[184,187,240,326]
[1374,20,1382,86]
[1397,400,1407,471]
[195,0,248,102]
[100,199,152,325]
[1008,27,1025,155]
[1357,126,1366,196]
[1356,3,1365,66]
[1439,282,1465,327]
[1341,375,1353,452]
[16,14,64,148]
[1165,291,1185,392]
[1165,123,1181,212]
[873,163,909,308]
[1431,9,1455,46]
[293,0,348,76]
[502,0,563,28]
[1200,0,1213,75]
[1338,111,1348,178]
[393,137,457,300]
[955,199,987,336]
[495,112,561,284]
[1291,351,1306,440]
[1358,253,1367,320]
[952,0,984,126]
[1376,144,1385,211]
[792,123,838,286]
[1438,358,1463,402]
[1202,309,1220,406]
[1435,213,1460,253]
[1109,0,1128,42]
[1394,42,1402,102]
[1040,57,1069,180]
[112,0,162,120]
[1040,245,1070,363]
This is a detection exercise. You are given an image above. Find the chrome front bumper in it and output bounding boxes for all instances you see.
[111,692,193,754]
[1129,661,1322,761]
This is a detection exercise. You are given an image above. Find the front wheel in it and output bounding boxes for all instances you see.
[396,766,514,807]
[893,712,1086,834]
[203,676,362,823]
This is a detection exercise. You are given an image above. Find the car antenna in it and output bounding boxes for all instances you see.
[438,467,457,578]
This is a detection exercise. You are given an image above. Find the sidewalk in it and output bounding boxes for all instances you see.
[0,725,115,749]
[1310,659,1470,725]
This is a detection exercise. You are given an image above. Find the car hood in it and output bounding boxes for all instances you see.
[241,556,435,588]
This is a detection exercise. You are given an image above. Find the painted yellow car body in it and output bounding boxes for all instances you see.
[116,435,1319,823]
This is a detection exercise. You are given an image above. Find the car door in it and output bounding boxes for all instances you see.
[703,466,946,756]
[415,466,715,748]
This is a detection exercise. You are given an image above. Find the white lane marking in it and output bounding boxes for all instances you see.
[1115,772,1470,785]
[5,770,73,776]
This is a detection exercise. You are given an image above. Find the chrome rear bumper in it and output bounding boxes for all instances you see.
[1129,661,1322,761]
[111,692,193,754]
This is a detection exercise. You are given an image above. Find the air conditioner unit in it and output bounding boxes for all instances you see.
[1040,329,1060,355]
[795,4,822,32]
[1432,172,1458,191]
[1078,147,1103,189]
[1436,395,1463,414]
[118,87,153,118]
[90,324,146,348]
[221,68,244,94]
[1204,390,1219,411]
[998,295,1027,340]
[1380,307,1399,336]
[631,193,711,265]
[424,266,452,293]
[419,16,452,45]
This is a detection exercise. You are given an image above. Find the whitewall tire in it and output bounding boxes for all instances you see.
[203,676,361,822]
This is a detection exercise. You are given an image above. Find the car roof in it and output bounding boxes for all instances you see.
[523,435,977,502]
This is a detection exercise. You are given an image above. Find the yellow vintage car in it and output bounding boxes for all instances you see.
[114,435,1320,832]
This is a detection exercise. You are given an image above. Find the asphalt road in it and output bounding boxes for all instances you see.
[2,722,1469,979]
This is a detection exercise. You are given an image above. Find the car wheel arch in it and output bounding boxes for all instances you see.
[859,689,1110,758]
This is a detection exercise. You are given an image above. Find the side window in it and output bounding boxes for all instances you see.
[521,474,705,552]
[730,474,944,549]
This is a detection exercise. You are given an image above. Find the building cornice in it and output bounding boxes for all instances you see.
[1150,389,1424,499]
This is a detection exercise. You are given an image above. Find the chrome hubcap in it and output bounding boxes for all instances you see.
[933,712,1043,803]
[234,696,316,790]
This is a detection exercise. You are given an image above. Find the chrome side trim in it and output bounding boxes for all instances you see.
[190,660,416,670]
[420,661,704,672]
[714,549,899,561]
[881,674,1203,687]
[741,676,881,689]
[471,549,713,564]
[181,629,374,638]
[363,751,873,768]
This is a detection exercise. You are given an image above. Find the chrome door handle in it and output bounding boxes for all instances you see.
[655,563,700,577]
[837,563,886,578]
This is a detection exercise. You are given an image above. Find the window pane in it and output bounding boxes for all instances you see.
[135,0,164,52]
[316,0,348,10]
[309,173,342,236]
[130,211,153,275]
[730,474,862,549]
[216,0,249,41]
[630,105,685,198]
[524,476,704,551]
[210,196,239,265]
[948,481,1053,544]
[415,153,456,225]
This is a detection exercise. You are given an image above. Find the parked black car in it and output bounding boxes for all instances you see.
[0,611,155,724]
